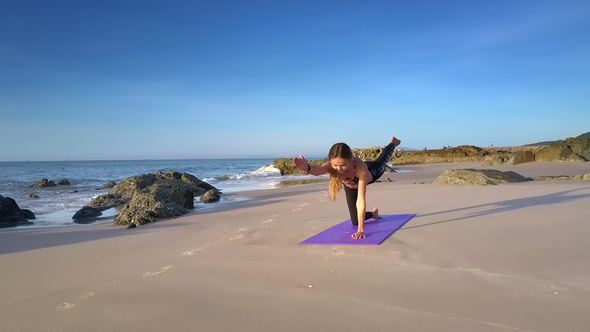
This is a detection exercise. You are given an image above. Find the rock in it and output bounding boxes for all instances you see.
[31,178,56,188]
[434,169,530,185]
[482,155,505,166]
[111,171,214,202]
[507,150,535,165]
[88,193,125,211]
[99,171,219,226]
[571,172,590,181]
[535,138,590,162]
[394,145,488,165]
[114,182,195,226]
[532,175,573,181]
[111,174,158,201]
[29,193,39,199]
[155,171,216,194]
[72,206,103,220]
[101,181,117,189]
[0,195,34,227]
[57,178,70,185]
[21,209,36,220]
[200,189,221,203]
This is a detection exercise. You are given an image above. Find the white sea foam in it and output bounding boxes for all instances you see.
[252,164,281,176]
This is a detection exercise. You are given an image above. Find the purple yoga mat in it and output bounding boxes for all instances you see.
[300,214,416,245]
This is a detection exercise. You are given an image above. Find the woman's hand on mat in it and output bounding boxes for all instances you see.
[351,230,365,240]
[293,154,308,171]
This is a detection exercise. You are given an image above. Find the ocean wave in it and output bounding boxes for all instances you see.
[252,164,281,176]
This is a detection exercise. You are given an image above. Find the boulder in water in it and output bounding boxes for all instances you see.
[200,189,221,203]
[72,206,103,221]
[0,195,34,227]
[31,178,56,188]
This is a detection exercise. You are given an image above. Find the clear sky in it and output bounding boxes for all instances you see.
[1,0,589,161]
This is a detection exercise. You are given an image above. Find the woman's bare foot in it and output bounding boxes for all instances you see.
[372,207,381,219]
[390,136,401,146]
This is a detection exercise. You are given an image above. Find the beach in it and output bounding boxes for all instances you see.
[1,162,590,331]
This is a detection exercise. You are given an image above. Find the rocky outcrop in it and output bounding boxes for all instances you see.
[0,195,35,227]
[434,169,530,185]
[535,138,590,162]
[111,171,215,201]
[114,182,195,227]
[72,171,217,226]
[395,146,489,165]
[99,171,217,227]
[72,206,103,221]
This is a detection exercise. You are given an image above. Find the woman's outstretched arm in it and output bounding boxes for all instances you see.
[293,155,330,176]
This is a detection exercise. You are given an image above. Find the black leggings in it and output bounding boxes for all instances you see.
[344,143,396,226]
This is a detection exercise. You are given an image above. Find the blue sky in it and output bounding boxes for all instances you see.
[1,0,589,161]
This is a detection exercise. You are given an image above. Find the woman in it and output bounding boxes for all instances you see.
[293,136,400,240]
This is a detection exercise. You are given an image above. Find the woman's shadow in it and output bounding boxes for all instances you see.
[404,187,590,230]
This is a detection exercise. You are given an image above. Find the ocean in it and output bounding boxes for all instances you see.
[0,159,317,227]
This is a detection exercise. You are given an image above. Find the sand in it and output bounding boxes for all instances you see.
[1,162,590,331]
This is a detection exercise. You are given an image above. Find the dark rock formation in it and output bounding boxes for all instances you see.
[0,195,34,227]
[72,206,103,220]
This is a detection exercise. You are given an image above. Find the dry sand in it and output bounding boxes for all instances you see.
[1,162,590,331]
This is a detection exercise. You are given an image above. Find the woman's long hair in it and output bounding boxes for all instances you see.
[327,143,353,201]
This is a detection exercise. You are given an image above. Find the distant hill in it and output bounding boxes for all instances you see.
[523,131,590,146]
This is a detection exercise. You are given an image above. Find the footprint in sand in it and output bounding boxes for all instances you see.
[298,202,310,207]
[238,227,249,231]
[229,234,244,241]
[261,219,274,224]
[291,207,302,212]
[56,302,76,311]
[142,265,173,278]
[270,214,280,218]
[80,292,95,299]
[182,243,212,256]
[182,248,204,256]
